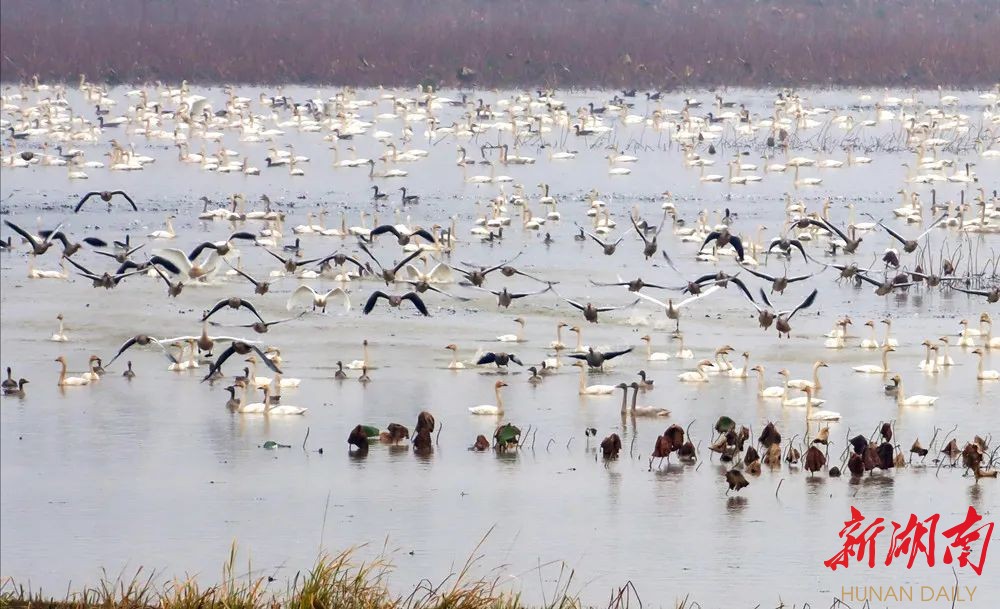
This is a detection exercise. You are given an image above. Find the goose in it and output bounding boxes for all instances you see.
[677,359,713,382]
[802,387,840,420]
[751,365,785,398]
[54,356,89,386]
[787,361,828,391]
[496,317,526,342]
[971,349,999,380]
[853,345,895,374]
[334,361,348,380]
[893,375,939,406]
[122,361,136,379]
[640,335,670,361]
[2,368,17,394]
[147,216,176,239]
[627,383,670,416]
[347,340,371,370]
[469,380,507,415]
[50,313,68,341]
[672,334,694,358]
[573,361,616,395]
[445,344,466,369]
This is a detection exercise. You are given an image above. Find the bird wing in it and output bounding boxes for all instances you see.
[238,299,266,323]
[74,191,99,212]
[739,264,776,282]
[151,248,193,276]
[635,291,668,308]
[202,344,238,381]
[916,213,948,240]
[661,249,680,273]
[410,228,436,243]
[287,284,319,311]
[223,259,262,287]
[82,237,109,248]
[263,247,291,266]
[677,285,720,308]
[785,289,819,320]
[227,231,257,243]
[630,214,651,245]
[595,298,641,312]
[400,292,430,316]
[110,191,139,211]
[510,284,552,299]
[476,352,498,365]
[62,255,96,276]
[3,220,41,250]
[786,271,817,283]
[565,353,588,361]
[148,254,183,275]
[356,241,385,271]
[202,299,232,321]
[426,262,454,283]
[819,218,850,243]
[390,248,424,274]
[728,236,745,260]
[758,287,775,309]
[602,347,633,360]
[363,290,389,314]
[188,241,219,261]
[699,231,722,252]
[586,232,608,248]
[878,222,909,246]
[323,287,352,313]
[729,277,762,312]
[370,224,403,239]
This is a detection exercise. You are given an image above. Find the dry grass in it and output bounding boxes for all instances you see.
[2,0,999,88]
[0,540,636,609]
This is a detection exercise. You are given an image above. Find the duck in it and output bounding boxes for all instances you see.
[574,361,617,395]
[893,375,939,406]
[54,356,89,386]
[469,380,507,415]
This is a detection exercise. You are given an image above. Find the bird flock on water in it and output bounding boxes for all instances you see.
[3,79,1000,492]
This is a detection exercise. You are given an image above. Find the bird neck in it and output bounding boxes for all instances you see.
[494,387,504,413]
[812,364,822,389]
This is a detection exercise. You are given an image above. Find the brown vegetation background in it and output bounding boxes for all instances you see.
[2,0,999,88]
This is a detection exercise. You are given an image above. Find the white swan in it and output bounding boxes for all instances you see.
[445,344,466,369]
[787,361,828,391]
[574,361,616,395]
[148,216,176,239]
[50,313,69,341]
[853,345,894,374]
[641,335,671,361]
[678,359,712,382]
[972,349,999,380]
[751,365,785,398]
[893,375,939,406]
[496,317,526,342]
[55,356,89,386]
[347,340,371,369]
[469,380,507,415]
[859,320,881,349]
[286,285,350,313]
[802,387,840,420]
[672,334,694,359]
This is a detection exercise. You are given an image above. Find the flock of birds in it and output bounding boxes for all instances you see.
[2,79,999,492]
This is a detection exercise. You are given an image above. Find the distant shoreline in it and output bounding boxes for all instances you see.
[2,0,999,88]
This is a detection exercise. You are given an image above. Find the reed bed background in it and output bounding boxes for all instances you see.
[2,0,999,88]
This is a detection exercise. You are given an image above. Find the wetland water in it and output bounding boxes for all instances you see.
[1,86,998,607]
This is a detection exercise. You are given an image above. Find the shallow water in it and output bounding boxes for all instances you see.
[1,86,999,607]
